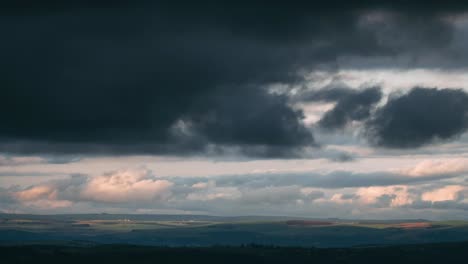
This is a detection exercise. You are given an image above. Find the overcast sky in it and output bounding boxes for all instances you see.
[2,1,468,219]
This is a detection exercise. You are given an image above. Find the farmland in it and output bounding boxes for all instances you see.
[1,214,468,247]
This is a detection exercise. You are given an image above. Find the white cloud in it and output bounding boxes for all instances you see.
[14,185,58,201]
[3,162,468,219]
[401,159,468,177]
[422,185,465,202]
[80,169,173,203]
[11,169,173,206]
[191,181,215,189]
[356,185,413,207]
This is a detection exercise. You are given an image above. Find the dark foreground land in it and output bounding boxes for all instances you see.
[2,242,468,264]
[2,214,468,247]
[2,215,468,263]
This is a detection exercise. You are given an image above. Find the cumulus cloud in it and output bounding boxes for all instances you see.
[14,185,58,201]
[330,193,358,204]
[356,185,413,207]
[297,86,383,130]
[366,87,468,148]
[80,169,173,203]
[9,169,173,207]
[421,185,465,202]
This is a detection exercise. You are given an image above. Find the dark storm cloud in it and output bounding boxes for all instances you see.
[1,1,467,156]
[186,88,313,147]
[303,87,383,130]
[366,88,468,148]
[298,86,357,102]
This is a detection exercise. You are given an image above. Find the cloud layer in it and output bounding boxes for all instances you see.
[1,2,468,157]
[2,159,468,218]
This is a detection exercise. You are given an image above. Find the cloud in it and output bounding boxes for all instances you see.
[421,185,465,202]
[366,87,468,148]
[0,154,81,167]
[330,193,360,204]
[20,199,74,210]
[328,152,356,162]
[239,186,321,205]
[2,160,468,217]
[191,181,215,190]
[0,171,66,177]
[14,185,58,201]
[182,88,314,156]
[0,156,44,166]
[357,185,413,207]
[401,159,468,177]
[0,2,466,157]
[209,159,468,190]
[9,169,173,206]
[80,169,173,203]
[298,86,382,130]
[186,187,242,201]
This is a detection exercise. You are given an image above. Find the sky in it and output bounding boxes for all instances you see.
[2,1,468,219]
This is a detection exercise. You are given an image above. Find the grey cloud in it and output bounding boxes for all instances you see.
[366,87,468,148]
[0,187,14,203]
[1,2,466,157]
[409,200,468,211]
[0,156,43,166]
[239,186,323,205]
[341,193,360,200]
[329,152,356,162]
[0,155,81,166]
[173,168,464,190]
[298,86,382,130]
[0,171,66,177]
[43,156,82,164]
[375,194,397,208]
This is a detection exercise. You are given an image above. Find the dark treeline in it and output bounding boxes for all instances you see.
[2,242,468,264]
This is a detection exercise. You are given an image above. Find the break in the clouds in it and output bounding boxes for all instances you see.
[3,1,468,218]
